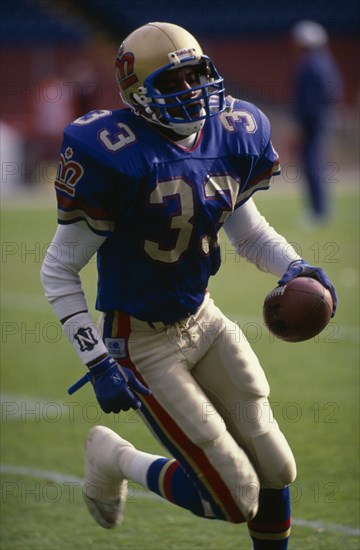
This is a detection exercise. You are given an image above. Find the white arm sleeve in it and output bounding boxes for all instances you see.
[223,198,301,277]
[40,221,106,321]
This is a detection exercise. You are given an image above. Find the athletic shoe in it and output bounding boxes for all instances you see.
[83,425,133,529]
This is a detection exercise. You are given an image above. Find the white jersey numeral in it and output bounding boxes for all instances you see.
[144,178,194,263]
[204,175,240,224]
[72,110,112,125]
[99,123,136,151]
[144,175,239,263]
[72,113,136,151]
[220,110,257,133]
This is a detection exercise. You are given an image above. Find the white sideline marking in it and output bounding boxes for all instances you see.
[1,464,359,537]
[292,517,360,536]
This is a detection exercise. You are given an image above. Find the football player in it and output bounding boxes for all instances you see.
[41,22,337,549]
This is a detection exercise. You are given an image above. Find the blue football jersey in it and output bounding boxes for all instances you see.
[54,97,280,322]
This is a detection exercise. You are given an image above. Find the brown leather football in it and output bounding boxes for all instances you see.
[263,277,333,342]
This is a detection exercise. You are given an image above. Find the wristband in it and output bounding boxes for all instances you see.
[88,355,118,377]
[63,312,109,366]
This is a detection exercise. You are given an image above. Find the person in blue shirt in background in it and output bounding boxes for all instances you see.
[291,20,343,223]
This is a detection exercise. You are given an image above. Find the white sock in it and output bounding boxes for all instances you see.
[118,446,164,488]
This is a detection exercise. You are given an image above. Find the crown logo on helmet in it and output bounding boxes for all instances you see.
[115,46,139,90]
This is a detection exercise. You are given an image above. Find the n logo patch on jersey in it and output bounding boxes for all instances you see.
[55,147,84,197]
[74,326,99,352]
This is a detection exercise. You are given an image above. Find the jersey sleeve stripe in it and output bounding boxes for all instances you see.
[57,193,112,219]
[56,192,115,233]
[236,158,280,205]
[271,157,281,174]
[57,208,115,233]
[236,182,271,206]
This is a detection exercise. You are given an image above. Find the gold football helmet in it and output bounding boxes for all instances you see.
[115,22,225,135]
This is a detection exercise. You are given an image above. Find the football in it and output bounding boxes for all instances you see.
[263,277,333,342]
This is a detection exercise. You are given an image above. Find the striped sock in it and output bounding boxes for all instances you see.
[247,487,291,549]
[146,457,213,517]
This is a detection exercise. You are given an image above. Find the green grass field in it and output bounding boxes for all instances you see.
[1,184,359,549]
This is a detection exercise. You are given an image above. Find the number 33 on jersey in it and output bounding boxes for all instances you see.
[54,97,280,322]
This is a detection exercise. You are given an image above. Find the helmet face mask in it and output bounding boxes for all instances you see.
[115,22,226,136]
[143,58,225,135]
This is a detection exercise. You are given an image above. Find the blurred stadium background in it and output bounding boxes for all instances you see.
[1,0,359,192]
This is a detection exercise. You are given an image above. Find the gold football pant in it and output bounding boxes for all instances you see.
[100,293,296,521]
